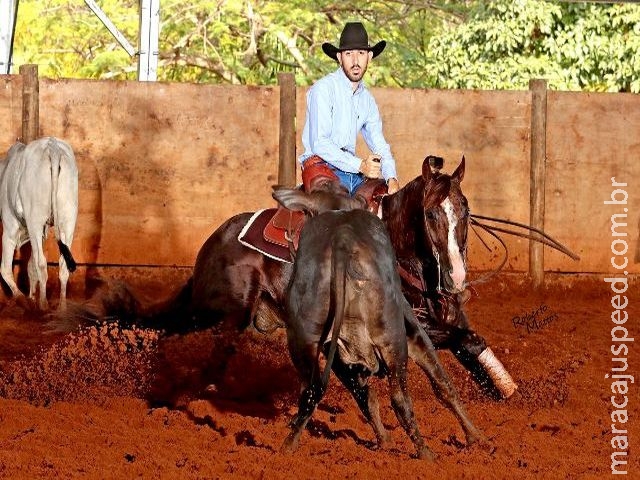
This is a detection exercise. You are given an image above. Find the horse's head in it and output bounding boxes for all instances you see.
[420,155,469,294]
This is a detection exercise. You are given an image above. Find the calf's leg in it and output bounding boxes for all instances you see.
[385,357,434,461]
[281,343,326,453]
[405,313,485,446]
[330,357,390,447]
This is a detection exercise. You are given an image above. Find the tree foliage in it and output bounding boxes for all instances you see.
[426,0,640,92]
[11,0,640,92]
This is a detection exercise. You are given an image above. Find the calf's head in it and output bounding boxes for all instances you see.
[272,182,366,216]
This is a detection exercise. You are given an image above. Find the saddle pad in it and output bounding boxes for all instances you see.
[238,209,294,263]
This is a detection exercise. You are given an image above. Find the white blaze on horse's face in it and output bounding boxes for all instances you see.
[442,198,466,292]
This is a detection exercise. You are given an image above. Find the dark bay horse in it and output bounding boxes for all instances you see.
[139,155,512,399]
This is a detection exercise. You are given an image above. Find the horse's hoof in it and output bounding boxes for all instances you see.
[254,302,285,334]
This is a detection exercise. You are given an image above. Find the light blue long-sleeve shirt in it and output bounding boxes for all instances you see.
[299,68,398,182]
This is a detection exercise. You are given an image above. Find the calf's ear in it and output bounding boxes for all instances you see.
[272,189,318,215]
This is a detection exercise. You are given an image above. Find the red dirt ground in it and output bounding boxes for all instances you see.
[0,273,637,479]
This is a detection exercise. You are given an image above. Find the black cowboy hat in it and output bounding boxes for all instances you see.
[322,22,386,60]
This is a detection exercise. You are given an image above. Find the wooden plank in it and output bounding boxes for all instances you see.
[0,77,634,273]
[529,79,547,287]
[0,74,22,146]
[277,72,296,186]
[19,64,38,143]
[38,79,280,266]
[545,91,640,273]
[376,88,531,273]
[296,86,532,272]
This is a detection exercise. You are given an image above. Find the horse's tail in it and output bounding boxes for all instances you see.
[133,277,195,333]
[45,277,194,334]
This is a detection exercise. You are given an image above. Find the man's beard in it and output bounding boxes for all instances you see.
[342,64,366,82]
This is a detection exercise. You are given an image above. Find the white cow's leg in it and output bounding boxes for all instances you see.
[27,232,49,311]
[56,223,76,311]
[27,254,38,299]
[58,254,69,310]
[0,230,22,299]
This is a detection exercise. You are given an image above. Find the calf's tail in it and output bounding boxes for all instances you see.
[320,231,353,387]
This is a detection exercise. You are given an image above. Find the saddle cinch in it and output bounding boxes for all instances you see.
[239,158,388,262]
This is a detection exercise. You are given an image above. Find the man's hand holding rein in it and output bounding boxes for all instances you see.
[359,154,382,178]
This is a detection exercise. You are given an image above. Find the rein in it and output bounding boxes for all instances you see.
[386,188,580,297]
[463,213,580,287]
[470,213,580,261]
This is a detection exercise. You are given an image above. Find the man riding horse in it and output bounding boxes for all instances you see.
[299,22,516,399]
[299,21,400,197]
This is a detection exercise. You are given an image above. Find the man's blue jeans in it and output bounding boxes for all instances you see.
[331,167,365,196]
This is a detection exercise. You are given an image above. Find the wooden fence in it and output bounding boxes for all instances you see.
[0,67,638,284]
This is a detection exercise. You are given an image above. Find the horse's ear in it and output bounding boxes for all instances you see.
[422,155,442,181]
[452,155,465,182]
[272,188,318,215]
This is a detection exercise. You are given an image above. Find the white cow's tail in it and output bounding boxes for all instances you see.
[47,137,77,272]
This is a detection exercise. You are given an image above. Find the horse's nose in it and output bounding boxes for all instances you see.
[448,268,466,293]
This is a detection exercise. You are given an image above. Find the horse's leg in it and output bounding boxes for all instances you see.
[329,357,390,448]
[451,330,511,400]
[442,302,516,399]
[253,293,286,333]
[418,307,508,400]
[404,310,485,446]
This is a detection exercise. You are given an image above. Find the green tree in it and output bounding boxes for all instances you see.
[11,0,640,92]
[425,0,640,92]
[13,0,138,80]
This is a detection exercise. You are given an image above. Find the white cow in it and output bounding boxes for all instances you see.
[0,137,78,310]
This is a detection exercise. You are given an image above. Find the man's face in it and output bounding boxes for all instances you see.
[337,49,373,83]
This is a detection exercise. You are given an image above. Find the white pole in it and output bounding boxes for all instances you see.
[138,0,160,81]
[0,0,19,74]
[84,0,136,57]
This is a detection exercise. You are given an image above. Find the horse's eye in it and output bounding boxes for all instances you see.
[426,210,437,220]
